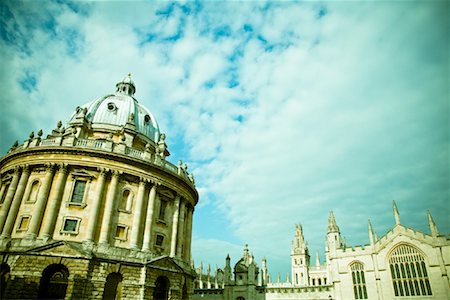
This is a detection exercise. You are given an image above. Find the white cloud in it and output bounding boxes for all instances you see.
[0,1,447,278]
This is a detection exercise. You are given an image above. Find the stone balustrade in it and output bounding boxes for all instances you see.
[7,135,195,186]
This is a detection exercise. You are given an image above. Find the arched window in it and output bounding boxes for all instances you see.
[102,272,123,300]
[28,180,40,202]
[0,263,10,299]
[38,264,69,300]
[350,262,367,299]
[389,244,432,297]
[153,276,170,300]
[119,189,133,211]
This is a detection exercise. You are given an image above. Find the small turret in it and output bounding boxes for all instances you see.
[428,211,439,237]
[224,254,232,285]
[393,200,401,225]
[261,257,268,286]
[327,210,340,233]
[368,219,375,246]
[326,210,342,253]
[291,224,310,286]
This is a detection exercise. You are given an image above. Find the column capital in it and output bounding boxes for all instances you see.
[13,165,21,175]
[139,177,149,185]
[21,164,30,173]
[57,163,69,174]
[149,181,162,190]
[98,167,109,176]
[45,163,57,171]
[111,170,122,177]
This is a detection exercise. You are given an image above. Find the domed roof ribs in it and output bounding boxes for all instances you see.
[65,75,160,144]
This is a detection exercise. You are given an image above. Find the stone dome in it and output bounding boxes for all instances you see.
[68,74,160,142]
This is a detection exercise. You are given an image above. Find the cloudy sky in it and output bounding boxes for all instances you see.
[1,1,448,278]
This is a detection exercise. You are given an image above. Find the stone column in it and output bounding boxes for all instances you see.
[176,199,186,258]
[85,169,107,242]
[142,184,157,251]
[130,178,147,249]
[26,164,56,239]
[170,195,181,257]
[185,206,194,261]
[41,164,68,240]
[0,184,6,203]
[0,167,21,232]
[1,165,31,238]
[98,170,120,244]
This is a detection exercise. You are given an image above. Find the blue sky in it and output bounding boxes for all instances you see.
[0,1,448,278]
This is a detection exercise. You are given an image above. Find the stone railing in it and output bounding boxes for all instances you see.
[125,146,144,159]
[76,139,103,149]
[7,136,195,186]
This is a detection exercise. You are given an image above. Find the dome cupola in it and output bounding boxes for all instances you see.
[116,73,136,96]
[67,74,160,143]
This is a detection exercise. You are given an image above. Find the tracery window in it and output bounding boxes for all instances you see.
[389,244,432,297]
[350,262,367,299]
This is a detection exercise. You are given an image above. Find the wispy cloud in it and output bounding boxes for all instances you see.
[0,1,447,277]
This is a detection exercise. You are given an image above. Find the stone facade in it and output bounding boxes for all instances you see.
[0,75,198,299]
[193,203,449,300]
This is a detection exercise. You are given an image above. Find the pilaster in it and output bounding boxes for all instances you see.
[142,184,157,251]
[41,164,69,240]
[176,199,186,258]
[130,178,147,249]
[99,170,120,245]
[170,195,181,257]
[85,168,108,242]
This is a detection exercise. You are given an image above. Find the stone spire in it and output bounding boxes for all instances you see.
[315,250,320,267]
[428,211,439,237]
[368,219,375,246]
[393,200,400,225]
[327,210,340,233]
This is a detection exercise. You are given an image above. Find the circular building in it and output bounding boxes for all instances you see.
[0,75,198,300]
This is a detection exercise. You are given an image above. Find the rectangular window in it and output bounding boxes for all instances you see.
[62,218,79,233]
[158,200,167,220]
[71,180,86,203]
[17,216,30,231]
[155,234,164,247]
[115,225,127,240]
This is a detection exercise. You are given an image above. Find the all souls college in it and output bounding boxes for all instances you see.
[0,76,448,299]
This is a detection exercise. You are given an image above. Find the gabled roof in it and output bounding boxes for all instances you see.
[25,240,92,259]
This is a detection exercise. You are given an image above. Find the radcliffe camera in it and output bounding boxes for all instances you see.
[0,1,448,300]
